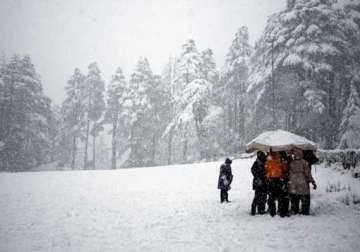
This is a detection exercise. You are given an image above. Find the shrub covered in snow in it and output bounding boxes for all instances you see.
[325,181,360,207]
[318,149,360,179]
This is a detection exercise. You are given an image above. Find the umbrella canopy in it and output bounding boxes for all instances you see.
[246,129,318,153]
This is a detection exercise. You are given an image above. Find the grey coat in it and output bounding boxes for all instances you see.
[288,158,315,195]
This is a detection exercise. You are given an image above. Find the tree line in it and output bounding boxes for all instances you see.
[1,0,359,171]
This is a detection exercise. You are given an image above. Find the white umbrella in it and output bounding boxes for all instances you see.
[246,129,318,153]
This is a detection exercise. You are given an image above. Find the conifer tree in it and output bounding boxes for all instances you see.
[339,84,360,149]
[0,55,53,171]
[105,67,128,169]
[249,0,360,147]
[62,68,85,169]
[127,57,155,167]
[164,40,217,162]
[221,26,252,151]
[83,62,105,169]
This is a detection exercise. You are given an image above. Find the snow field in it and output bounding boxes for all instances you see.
[1,158,360,252]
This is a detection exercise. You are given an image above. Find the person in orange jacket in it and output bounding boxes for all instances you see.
[265,150,289,217]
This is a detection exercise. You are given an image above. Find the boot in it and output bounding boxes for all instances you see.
[251,205,256,216]
[258,205,265,215]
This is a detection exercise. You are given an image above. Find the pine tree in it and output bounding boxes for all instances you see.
[164,40,216,162]
[105,67,128,169]
[83,62,105,169]
[249,0,360,147]
[61,68,85,169]
[126,57,156,167]
[200,49,218,82]
[148,74,173,164]
[221,26,252,151]
[52,105,70,168]
[173,40,202,98]
[339,84,360,149]
[197,49,219,159]
[0,55,53,171]
[173,40,203,161]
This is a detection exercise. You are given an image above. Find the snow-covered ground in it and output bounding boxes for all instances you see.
[1,158,360,252]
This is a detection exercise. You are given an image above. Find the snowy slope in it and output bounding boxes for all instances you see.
[0,159,360,252]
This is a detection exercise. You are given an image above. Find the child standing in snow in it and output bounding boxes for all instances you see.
[217,158,233,203]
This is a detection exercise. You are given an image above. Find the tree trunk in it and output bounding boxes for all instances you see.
[111,118,117,170]
[7,77,14,171]
[71,136,77,169]
[83,118,90,170]
[92,135,96,169]
[182,126,188,162]
[183,138,188,163]
[234,101,238,132]
[239,99,244,138]
[92,121,96,170]
[129,127,136,167]
[228,104,232,130]
[151,133,157,165]
[325,72,336,149]
[194,120,203,160]
[167,128,173,165]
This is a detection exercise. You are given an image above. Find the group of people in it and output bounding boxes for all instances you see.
[217,148,318,217]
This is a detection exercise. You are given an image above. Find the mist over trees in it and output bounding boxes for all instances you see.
[1,0,360,171]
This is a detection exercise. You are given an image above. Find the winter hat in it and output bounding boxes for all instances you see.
[257,151,266,162]
[292,148,304,159]
[225,158,232,164]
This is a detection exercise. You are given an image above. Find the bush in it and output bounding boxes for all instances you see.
[318,149,360,170]
[326,181,360,206]
[326,182,351,193]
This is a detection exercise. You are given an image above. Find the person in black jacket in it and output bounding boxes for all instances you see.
[217,158,233,203]
[303,150,319,170]
[251,151,267,215]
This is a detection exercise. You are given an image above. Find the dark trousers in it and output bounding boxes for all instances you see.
[220,190,229,202]
[251,190,267,214]
[267,179,289,217]
[290,194,311,215]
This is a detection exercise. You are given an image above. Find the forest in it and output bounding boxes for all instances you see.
[1,0,360,171]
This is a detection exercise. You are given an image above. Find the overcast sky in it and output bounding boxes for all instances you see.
[0,0,285,105]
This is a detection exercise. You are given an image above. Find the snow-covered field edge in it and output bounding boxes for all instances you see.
[0,158,360,252]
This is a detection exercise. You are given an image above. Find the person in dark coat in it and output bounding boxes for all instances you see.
[350,151,357,169]
[251,151,267,215]
[217,158,233,203]
[303,150,319,170]
[278,151,291,215]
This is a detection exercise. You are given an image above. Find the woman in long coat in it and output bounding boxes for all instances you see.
[288,148,317,215]
[218,158,233,203]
